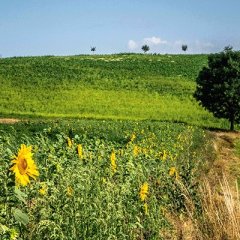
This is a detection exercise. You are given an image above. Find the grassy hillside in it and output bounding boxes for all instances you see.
[1,54,239,239]
[0,54,230,128]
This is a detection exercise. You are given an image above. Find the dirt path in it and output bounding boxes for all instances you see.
[0,118,21,124]
[195,131,240,240]
[177,131,240,240]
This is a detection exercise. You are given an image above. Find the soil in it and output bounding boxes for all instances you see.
[0,118,21,124]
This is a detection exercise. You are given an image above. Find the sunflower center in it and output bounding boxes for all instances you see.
[18,158,28,175]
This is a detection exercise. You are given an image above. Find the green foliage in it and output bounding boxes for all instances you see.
[0,54,231,129]
[194,47,240,130]
[0,121,211,239]
[13,208,29,226]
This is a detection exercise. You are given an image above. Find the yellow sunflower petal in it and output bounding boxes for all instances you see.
[10,144,39,187]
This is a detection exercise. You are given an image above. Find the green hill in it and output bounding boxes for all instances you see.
[0,54,238,239]
[0,54,229,128]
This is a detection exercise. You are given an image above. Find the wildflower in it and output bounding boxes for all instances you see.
[0,225,19,240]
[77,144,83,159]
[39,188,46,195]
[143,203,149,215]
[10,144,39,186]
[67,137,73,147]
[139,182,149,201]
[67,186,74,196]
[39,183,47,195]
[160,150,167,161]
[169,167,179,180]
[9,228,19,240]
[110,151,117,173]
[133,145,139,157]
[130,133,136,142]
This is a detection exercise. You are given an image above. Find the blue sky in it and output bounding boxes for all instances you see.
[0,0,240,57]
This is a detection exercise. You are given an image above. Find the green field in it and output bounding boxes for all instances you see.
[0,54,238,239]
[0,119,213,239]
[0,54,230,129]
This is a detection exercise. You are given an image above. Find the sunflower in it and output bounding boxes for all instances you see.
[139,182,149,201]
[10,144,39,186]
[67,186,74,196]
[110,151,117,173]
[67,137,73,148]
[133,145,140,157]
[39,183,47,195]
[130,133,136,142]
[77,144,83,159]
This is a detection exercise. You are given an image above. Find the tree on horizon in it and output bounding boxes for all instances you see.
[141,45,150,53]
[182,44,188,52]
[91,47,96,54]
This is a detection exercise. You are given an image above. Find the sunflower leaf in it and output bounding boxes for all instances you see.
[14,188,27,204]
[0,223,9,233]
[6,148,13,156]
[13,208,29,226]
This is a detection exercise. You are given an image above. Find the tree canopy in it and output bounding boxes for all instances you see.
[141,45,150,53]
[182,44,188,52]
[194,47,240,130]
[91,47,96,53]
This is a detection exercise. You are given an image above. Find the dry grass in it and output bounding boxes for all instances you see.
[0,118,21,124]
[168,177,240,240]
[196,131,240,240]
[198,176,240,240]
[167,131,240,240]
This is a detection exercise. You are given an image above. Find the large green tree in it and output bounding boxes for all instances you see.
[194,47,240,130]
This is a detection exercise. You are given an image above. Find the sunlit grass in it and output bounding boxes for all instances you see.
[1,54,228,129]
[0,85,229,128]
